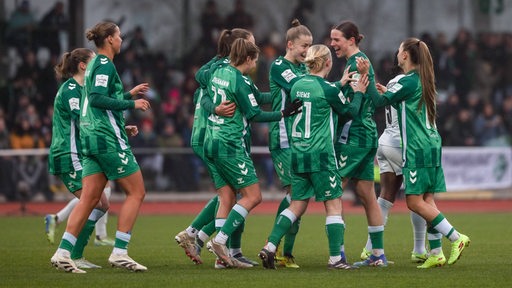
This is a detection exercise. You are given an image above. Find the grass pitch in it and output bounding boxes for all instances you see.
[0,212,509,287]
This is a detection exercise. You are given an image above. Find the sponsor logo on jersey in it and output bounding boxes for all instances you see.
[275,59,283,65]
[281,69,297,83]
[388,83,403,93]
[68,83,76,90]
[248,93,257,106]
[69,97,80,110]
[95,74,109,87]
[337,91,347,104]
[100,57,108,65]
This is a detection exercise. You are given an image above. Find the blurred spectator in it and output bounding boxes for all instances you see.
[126,26,149,62]
[474,57,499,105]
[132,119,162,190]
[157,119,197,191]
[9,117,44,149]
[500,95,512,144]
[38,1,69,56]
[199,0,223,57]
[225,0,254,30]
[452,28,476,102]
[0,115,17,201]
[251,123,276,191]
[446,108,476,146]
[438,92,461,141]
[290,0,314,27]
[474,103,507,146]
[436,43,457,94]
[4,0,37,53]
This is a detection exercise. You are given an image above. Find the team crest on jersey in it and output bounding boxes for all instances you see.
[100,57,108,65]
[69,97,80,110]
[281,69,297,83]
[95,74,109,87]
[388,83,403,93]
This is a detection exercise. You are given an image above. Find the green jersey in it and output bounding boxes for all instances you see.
[81,54,135,155]
[289,75,363,173]
[268,56,308,150]
[191,56,229,147]
[204,65,280,158]
[337,51,377,148]
[368,70,442,168]
[48,78,82,174]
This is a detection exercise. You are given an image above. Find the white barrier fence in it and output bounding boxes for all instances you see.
[1,146,511,194]
[442,147,512,191]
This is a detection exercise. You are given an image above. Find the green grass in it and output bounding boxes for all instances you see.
[0,212,509,288]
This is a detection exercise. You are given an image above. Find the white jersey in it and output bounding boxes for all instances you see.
[378,74,404,148]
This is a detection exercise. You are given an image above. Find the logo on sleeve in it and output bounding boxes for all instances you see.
[95,74,109,87]
[69,97,80,111]
[68,83,76,90]
[388,83,403,93]
[337,91,347,104]
[100,57,108,65]
[281,69,297,83]
[248,93,257,106]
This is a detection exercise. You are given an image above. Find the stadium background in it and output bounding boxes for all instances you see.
[0,0,511,204]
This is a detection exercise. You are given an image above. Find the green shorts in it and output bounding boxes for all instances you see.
[403,167,447,195]
[291,169,342,202]
[82,150,140,180]
[207,153,258,190]
[271,149,291,188]
[57,170,82,194]
[202,154,227,189]
[193,144,227,188]
[337,146,377,181]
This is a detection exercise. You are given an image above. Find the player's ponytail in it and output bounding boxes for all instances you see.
[229,38,259,67]
[54,48,94,79]
[402,38,437,126]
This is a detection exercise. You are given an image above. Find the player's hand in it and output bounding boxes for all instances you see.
[353,73,369,93]
[125,125,138,137]
[281,99,303,117]
[134,99,151,111]
[340,65,357,86]
[376,83,387,94]
[215,101,236,117]
[130,83,150,98]
[356,57,370,75]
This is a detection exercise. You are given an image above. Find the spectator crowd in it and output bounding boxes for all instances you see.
[1,0,512,202]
